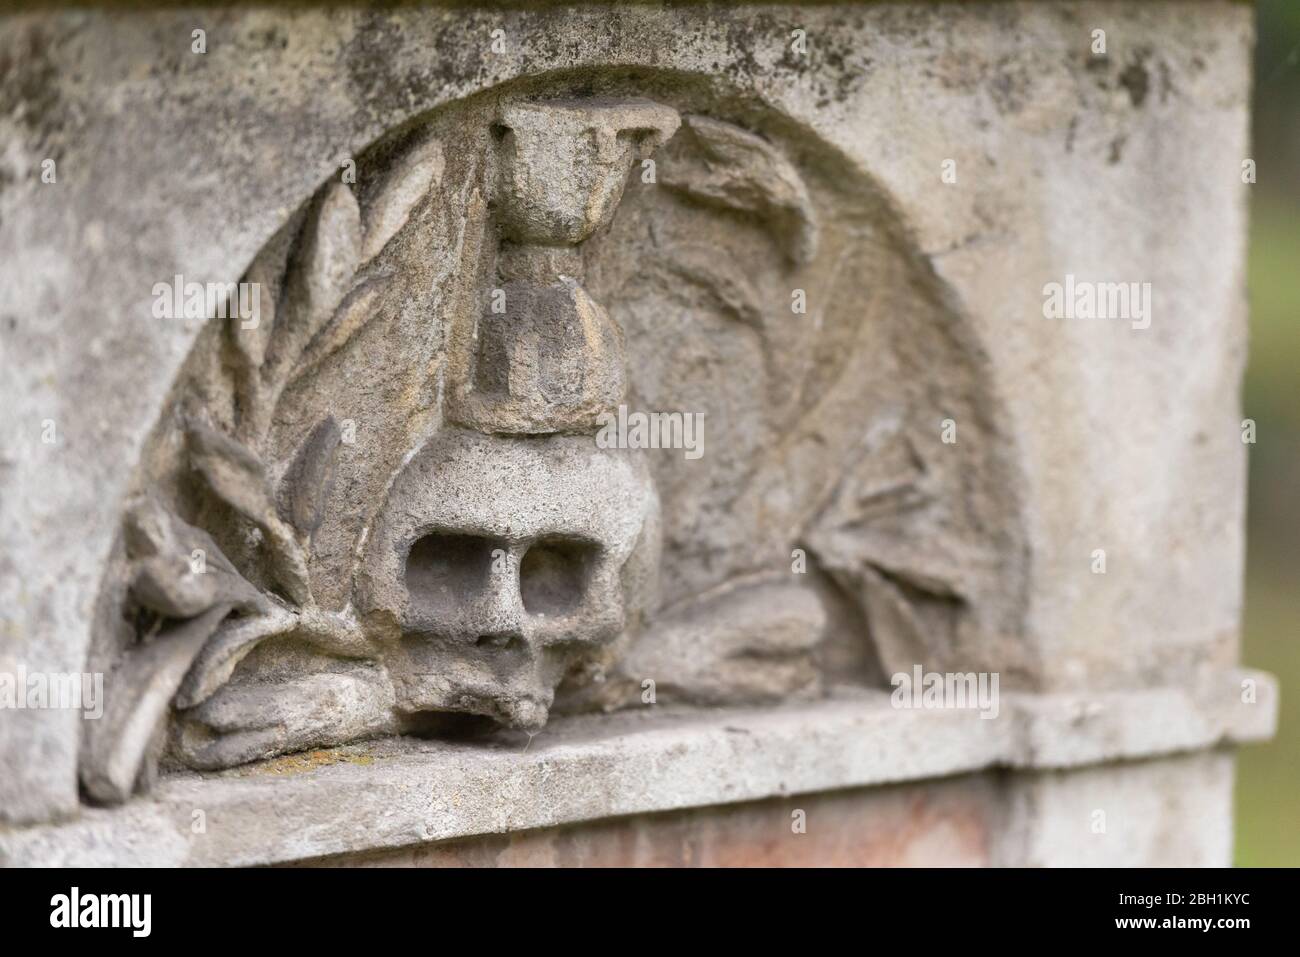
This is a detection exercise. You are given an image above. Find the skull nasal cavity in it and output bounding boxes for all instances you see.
[405,532,495,613]
[520,539,595,616]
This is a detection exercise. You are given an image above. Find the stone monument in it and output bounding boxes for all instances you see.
[0,2,1275,866]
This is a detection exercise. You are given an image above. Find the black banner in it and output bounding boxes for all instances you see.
[0,867,1290,943]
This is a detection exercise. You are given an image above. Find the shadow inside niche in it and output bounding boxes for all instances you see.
[399,710,503,743]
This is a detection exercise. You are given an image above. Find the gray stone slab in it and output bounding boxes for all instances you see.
[0,671,1274,866]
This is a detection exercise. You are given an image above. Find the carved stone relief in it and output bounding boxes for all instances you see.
[80,75,1029,805]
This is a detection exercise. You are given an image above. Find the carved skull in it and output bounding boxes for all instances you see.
[360,428,659,730]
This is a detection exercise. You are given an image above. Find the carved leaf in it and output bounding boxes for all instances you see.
[361,136,444,262]
[124,497,262,617]
[279,416,342,539]
[229,246,278,373]
[265,180,362,384]
[297,180,363,325]
[174,668,398,771]
[843,564,935,675]
[176,604,375,712]
[225,248,281,442]
[186,420,311,605]
[174,604,299,709]
[292,280,384,380]
[81,603,233,805]
[660,115,819,266]
[187,419,277,521]
[624,581,826,706]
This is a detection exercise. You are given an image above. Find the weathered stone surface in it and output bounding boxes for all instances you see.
[174,664,398,771]
[80,604,232,806]
[302,750,1234,867]
[55,68,1044,795]
[454,277,627,435]
[614,580,826,706]
[305,773,1002,867]
[358,427,660,731]
[660,114,818,266]
[0,678,1272,866]
[1000,750,1237,868]
[122,497,259,619]
[492,98,679,246]
[0,1,1260,854]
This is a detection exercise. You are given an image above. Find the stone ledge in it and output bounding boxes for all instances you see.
[0,669,1275,866]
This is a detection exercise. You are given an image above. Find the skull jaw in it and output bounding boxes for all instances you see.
[383,634,584,731]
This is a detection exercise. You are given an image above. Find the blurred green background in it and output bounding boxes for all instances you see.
[1235,0,1299,867]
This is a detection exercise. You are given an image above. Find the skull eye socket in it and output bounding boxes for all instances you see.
[405,532,496,614]
[520,538,597,617]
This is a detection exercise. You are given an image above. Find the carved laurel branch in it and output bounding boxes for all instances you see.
[82,138,443,804]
